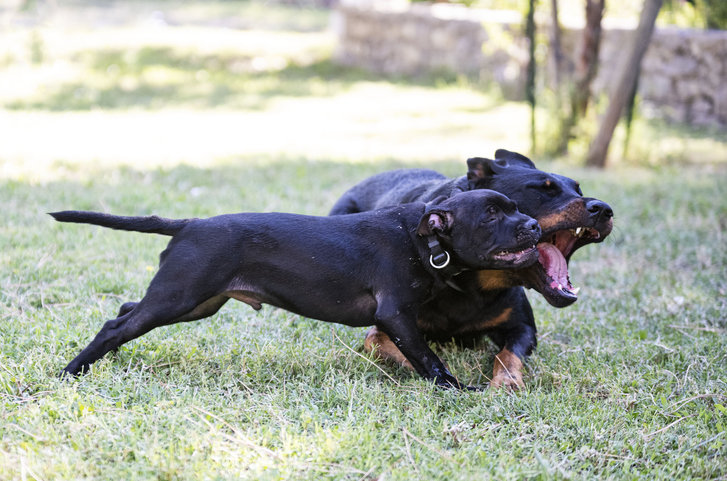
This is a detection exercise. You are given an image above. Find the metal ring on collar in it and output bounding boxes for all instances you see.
[429,251,451,269]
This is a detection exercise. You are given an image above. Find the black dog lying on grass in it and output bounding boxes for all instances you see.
[52,189,542,389]
[330,149,613,388]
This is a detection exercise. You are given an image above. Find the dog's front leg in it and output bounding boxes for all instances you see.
[374,300,469,390]
[486,306,537,390]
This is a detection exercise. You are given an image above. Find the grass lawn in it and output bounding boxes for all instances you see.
[1,1,726,479]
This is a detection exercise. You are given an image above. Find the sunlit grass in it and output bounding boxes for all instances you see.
[1,87,532,184]
[2,0,726,183]
[1,1,530,182]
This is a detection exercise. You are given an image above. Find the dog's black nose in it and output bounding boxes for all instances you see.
[586,199,613,220]
[521,218,541,238]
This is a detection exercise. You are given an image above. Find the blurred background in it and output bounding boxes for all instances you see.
[1,0,725,182]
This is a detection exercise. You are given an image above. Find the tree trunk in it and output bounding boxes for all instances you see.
[526,0,536,153]
[586,0,663,168]
[549,0,565,89]
[553,0,604,156]
[573,0,605,117]
[621,69,641,158]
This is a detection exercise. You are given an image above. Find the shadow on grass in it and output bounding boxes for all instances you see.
[7,46,473,112]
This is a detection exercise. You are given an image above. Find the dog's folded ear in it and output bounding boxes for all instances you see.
[416,209,454,236]
[494,149,537,169]
[466,157,507,181]
[467,151,536,183]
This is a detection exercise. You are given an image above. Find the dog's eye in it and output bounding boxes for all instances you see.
[540,179,561,196]
[528,180,557,192]
[480,205,499,224]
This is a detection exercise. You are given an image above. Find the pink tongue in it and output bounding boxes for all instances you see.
[537,243,570,289]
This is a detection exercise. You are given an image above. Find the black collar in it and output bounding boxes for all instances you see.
[426,235,467,292]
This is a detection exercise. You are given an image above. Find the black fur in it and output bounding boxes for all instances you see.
[52,189,541,389]
[330,149,613,371]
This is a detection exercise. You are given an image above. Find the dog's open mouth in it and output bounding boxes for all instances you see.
[491,244,539,267]
[533,226,603,307]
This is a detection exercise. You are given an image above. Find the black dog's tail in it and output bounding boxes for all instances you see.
[49,211,193,236]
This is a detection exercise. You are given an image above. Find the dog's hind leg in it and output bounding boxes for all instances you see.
[363,326,412,370]
[62,293,230,377]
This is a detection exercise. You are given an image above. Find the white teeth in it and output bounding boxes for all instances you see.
[558,285,580,296]
[575,227,583,236]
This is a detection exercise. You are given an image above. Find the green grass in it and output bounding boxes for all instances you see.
[2,159,726,480]
[2,1,727,479]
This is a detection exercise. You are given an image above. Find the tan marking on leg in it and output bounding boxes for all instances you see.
[490,348,524,390]
[363,326,413,370]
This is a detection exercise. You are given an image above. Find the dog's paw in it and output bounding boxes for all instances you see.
[490,349,525,390]
[489,372,524,390]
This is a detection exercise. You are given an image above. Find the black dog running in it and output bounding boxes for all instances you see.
[52,189,540,389]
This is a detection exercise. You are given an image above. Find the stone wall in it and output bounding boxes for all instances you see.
[333,3,528,98]
[639,28,727,126]
[333,2,727,129]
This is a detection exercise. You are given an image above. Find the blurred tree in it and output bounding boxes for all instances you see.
[526,0,536,153]
[573,0,605,117]
[621,64,640,158]
[586,0,663,167]
[700,0,727,29]
[553,0,604,156]
[548,0,565,90]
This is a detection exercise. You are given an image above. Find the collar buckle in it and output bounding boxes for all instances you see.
[425,236,466,292]
[429,251,450,269]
